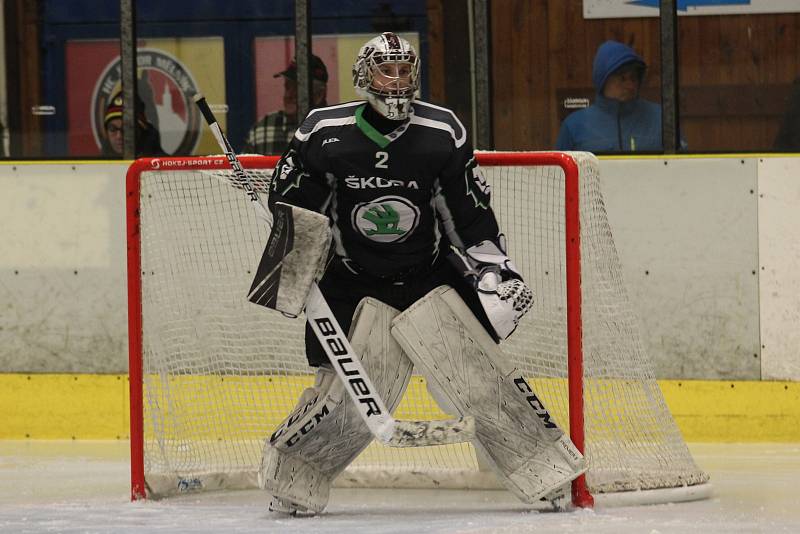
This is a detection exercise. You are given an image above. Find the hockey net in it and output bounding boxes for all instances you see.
[127,152,710,505]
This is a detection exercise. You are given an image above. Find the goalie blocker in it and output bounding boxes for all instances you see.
[247,201,332,316]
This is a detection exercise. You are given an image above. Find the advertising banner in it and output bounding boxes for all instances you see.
[66,37,225,157]
[584,0,800,19]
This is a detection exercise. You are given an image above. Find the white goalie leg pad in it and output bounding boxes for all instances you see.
[391,285,587,505]
[248,202,332,316]
[258,366,339,513]
[259,297,413,513]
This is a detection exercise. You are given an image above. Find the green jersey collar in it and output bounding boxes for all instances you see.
[355,104,411,148]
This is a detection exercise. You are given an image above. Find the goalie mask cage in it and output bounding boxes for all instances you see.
[127,152,710,507]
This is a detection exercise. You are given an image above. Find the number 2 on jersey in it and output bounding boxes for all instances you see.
[375,151,389,169]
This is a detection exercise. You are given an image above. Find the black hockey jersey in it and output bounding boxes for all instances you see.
[268,99,500,278]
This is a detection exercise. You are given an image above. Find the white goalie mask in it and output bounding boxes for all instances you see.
[352,32,420,120]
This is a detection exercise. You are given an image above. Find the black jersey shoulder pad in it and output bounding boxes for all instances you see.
[295,101,363,141]
[410,100,467,148]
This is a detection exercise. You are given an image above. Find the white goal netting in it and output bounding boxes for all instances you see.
[128,153,709,502]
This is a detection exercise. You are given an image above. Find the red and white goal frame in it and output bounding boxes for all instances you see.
[127,152,711,507]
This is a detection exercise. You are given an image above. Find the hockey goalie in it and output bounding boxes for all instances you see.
[255,32,586,514]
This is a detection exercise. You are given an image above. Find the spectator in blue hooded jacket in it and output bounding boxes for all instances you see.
[556,40,664,152]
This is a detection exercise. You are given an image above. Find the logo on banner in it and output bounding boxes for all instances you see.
[91,48,201,155]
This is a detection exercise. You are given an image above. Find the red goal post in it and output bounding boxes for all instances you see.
[474,152,589,506]
[126,152,710,507]
[127,155,280,501]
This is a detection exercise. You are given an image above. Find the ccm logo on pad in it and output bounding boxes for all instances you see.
[513,377,557,429]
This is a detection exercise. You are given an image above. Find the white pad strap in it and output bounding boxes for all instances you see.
[248,202,331,316]
[259,298,412,513]
[391,285,586,505]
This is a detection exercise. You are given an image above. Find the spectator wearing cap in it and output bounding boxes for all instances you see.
[243,54,329,155]
[101,91,166,157]
[556,40,671,152]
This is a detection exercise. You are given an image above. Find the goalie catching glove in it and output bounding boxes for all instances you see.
[449,236,533,340]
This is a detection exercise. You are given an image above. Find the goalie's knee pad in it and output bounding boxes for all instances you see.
[391,285,586,505]
[259,297,413,513]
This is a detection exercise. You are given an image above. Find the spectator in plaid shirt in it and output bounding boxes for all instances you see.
[243,54,329,155]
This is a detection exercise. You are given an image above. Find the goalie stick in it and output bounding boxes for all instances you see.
[193,94,474,448]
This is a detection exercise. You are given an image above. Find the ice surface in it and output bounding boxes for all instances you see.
[0,441,797,533]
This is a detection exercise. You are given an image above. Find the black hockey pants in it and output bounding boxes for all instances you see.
[304,255,496,367]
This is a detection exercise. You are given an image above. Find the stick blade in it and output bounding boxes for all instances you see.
[384,416,475,447]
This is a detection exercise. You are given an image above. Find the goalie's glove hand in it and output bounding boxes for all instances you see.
[448,237,534,340]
